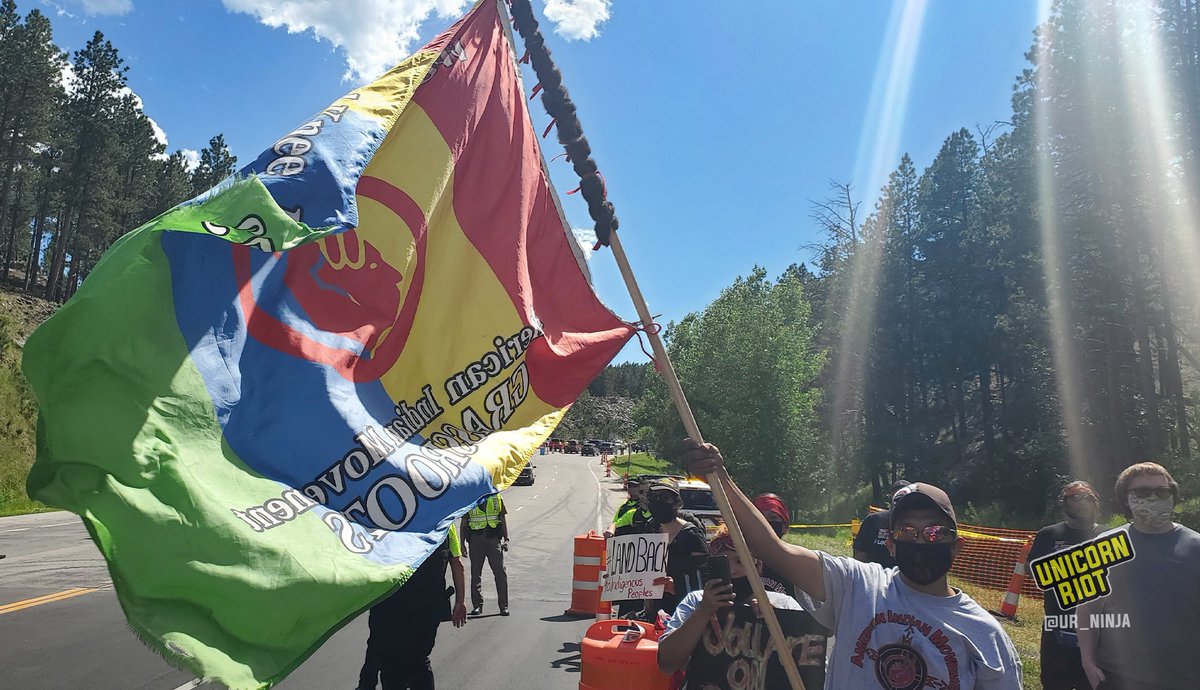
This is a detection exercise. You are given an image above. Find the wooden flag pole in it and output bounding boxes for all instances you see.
[607,232,807,690]
[498,1,803,684]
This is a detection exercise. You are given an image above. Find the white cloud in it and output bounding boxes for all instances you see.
[571,226,596,261]
[220,0,470,83]
[71,0,133,15]
[59,64,74,92]
[146,114,168,148]
[222,0,615,83]
[543,0,610,41]
[42,1,76,19]
[179,148,201,172]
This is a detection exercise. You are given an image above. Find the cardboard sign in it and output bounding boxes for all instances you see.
[602,533,669,601]
[685,606,827,690]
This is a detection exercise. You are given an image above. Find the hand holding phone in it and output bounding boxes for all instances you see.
[703,554,731,586]
[698,556,735,618]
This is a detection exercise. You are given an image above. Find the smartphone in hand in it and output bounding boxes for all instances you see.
[703,554,731,586]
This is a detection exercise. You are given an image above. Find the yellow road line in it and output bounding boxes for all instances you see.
[0,587,99,615]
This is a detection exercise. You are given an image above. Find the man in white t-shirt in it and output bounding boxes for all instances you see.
[683,439,1023,690]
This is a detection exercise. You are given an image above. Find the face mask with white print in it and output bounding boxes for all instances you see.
[1128,495,1174,528]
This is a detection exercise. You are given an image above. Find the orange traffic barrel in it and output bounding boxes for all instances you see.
[998,537,1035,619]
[566,531,606,616]
[579,619,671,690]
[595,573,612,621]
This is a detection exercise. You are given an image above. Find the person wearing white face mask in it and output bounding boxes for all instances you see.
[1078,462,1200,690]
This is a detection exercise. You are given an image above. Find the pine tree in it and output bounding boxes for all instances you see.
[0,8,65,284]
[863,155,922,497]
[44,31,127,302]
[191,133,237,195]
[152,150,196,215]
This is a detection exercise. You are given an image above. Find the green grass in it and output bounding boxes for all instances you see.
[609,451,675,478]
[785,526,855,557]
[786,529,1044,690]
[0,313,47,517]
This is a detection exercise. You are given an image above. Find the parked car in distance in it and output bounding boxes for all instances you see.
[633,473,683,484]
[515,462,536,485]
[677,479,723,536]
[580,444,597,456]
[564,440,580,453]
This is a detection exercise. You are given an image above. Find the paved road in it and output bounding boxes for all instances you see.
[0,451,628,690]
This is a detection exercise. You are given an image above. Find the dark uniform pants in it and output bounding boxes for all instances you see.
[359,608,441,690]
[468,534,508,609]
[1039,632,1090,690]
[1095,672,1177,690]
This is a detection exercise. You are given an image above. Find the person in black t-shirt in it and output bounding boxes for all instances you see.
[852,480,910,567]
[645,478,708,615]
[1027,481,1103,690]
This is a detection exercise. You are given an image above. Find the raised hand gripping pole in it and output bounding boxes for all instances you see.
[608,232,806,690]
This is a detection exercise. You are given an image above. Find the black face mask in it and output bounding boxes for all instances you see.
[649,502,678,524]
[893,541,954,586]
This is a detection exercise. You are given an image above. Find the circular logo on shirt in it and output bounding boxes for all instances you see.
[875,642,928,690]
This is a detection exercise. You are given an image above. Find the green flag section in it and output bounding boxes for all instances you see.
[23,1,633,687]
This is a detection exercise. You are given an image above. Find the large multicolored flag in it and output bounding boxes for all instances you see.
[22,1,632,687]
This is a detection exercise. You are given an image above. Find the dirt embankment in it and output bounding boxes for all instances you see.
[0,288,57,345]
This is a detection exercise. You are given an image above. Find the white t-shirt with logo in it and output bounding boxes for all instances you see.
[807,552,1022,690]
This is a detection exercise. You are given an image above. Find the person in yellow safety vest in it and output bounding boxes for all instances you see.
[605,477,655,617]
[606,476,652,538]
[460,494,509,616]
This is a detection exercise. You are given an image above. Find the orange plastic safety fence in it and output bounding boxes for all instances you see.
[950,522,1040,604]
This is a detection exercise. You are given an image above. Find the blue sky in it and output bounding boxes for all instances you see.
[21,0,1045,364]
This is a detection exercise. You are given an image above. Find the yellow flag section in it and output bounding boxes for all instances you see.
[330,0,631,492]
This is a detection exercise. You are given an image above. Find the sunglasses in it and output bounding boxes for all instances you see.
[1128,487,1173,500]
[891,525,958,544]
